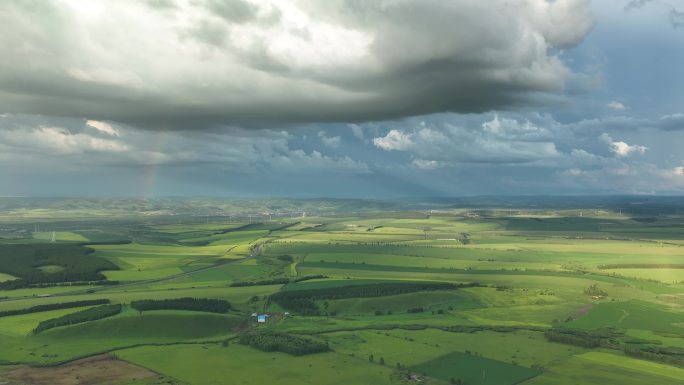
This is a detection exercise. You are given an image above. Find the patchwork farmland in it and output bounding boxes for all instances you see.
[1,199,684,385]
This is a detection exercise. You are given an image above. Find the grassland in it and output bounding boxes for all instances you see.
[117,344,397,385]
[566,300,684,335]
[1,200,684,385]
[411,351,540,385]
[524,352,684,385]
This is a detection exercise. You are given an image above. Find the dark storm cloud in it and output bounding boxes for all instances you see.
[0,0,594,130]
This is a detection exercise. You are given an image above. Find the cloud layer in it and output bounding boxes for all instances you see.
[0,0,593,129]
[3,1,684,198]
[4,108,684,197]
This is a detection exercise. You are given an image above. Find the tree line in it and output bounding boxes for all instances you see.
[544,327,623,348]
[271,282,479,315]
[547,327,684,367]
[130,297,231,313]
[0,299,109,317]
[624,346,684,367]
[33,304,122,334]
[598,263,684,269]
[230,278,290,287]
[230,275,328,287]
[238,332,330,356]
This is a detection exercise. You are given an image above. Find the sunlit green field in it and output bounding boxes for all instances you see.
[524,352,684,385]
[32,231,89,242]
[117,344,397,385]
[2,204,684,385]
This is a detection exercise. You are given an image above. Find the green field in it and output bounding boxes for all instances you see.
[43,311,242,340]
[2,200,684,384]
[117,344,397,385]
[32,231,89,242]
[567,300,684,335]
[411,351,541,385]
[323,290,482,315]
[524,352,684,385]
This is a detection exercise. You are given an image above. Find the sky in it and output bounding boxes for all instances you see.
[1,0,683,198]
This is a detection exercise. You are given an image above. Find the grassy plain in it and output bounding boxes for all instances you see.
[411,351,540,385]
[117,344,397,385]
[1,201,684,385]
[524,352,684,385]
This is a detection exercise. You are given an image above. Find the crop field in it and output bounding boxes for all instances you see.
[117,344,397,385]
[566,300,684,335]
[32,231,89,242]
[524,352,684,385]
[2,201,684,385]
[411,351,541,385]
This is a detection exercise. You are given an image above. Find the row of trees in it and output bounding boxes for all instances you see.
[624,346,684,366]
[598,263,684,269]
[548,327,684,367]
[238,332,330,356]
[130,297,231,313]
[271,282,478,315]
[230,275,329,287]
[0,299,109,317]
[291,275,328,283]
[0,278,117,290]
[33,304,122,334]
[544,327,623,348]
[230,278,290,287]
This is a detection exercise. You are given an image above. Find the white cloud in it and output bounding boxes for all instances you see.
[606,101,626,110]
[349,124,364,141]
[371,115,560,164]
[0,126,128,155]
[411,159,440,170]
[373,129,414,151]
[6,110,684,195]
[562,168,585,177]
[317,131,341,148]
[86,120,120,137]
[0,114,369,175]
[600,133,648,157]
